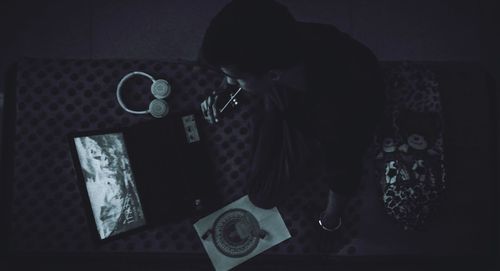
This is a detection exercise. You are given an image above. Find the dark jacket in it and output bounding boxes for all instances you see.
[248,22,385,207]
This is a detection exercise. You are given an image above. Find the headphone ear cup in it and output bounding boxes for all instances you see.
[149,99,169,118]
[151,79,171,99]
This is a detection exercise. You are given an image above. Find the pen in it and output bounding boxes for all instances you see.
[218,87,243,113]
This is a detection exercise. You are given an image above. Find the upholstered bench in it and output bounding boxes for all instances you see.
[3,58,496,267]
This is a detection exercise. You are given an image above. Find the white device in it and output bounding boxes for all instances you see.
[116,71,172,118]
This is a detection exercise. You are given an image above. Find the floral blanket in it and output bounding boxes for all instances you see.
[375,63,446,230]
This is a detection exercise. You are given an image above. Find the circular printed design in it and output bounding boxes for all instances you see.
[382,137,397,153]
[212,208,261,258]
[407,134,428,150]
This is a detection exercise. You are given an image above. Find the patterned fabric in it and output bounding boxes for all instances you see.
[375,62,446,230]
[7,58,362,255]
[6,58,446,256]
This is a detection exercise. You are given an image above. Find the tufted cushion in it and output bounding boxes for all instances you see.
[8,57,462,258]
[6,58,365,255]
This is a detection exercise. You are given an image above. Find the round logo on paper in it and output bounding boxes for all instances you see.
[212,208,261,258]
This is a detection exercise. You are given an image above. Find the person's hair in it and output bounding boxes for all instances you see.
[199,0,303,75]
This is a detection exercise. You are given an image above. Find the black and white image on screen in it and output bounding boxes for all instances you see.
[74,133,146,239]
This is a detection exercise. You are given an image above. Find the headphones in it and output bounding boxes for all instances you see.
[116,71,172,118]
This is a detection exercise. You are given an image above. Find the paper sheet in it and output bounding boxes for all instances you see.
[193,195,291,271]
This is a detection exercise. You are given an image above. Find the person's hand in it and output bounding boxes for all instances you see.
[305,200,343,254]
[200,91,219,124]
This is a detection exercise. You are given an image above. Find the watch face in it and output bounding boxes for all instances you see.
[212,208,261,258]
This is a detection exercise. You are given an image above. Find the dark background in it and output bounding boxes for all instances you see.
[0,0,499,270]
[1,0,499,141]
[0,0,499,83]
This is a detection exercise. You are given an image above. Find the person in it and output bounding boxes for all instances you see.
[199,0,385,233]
